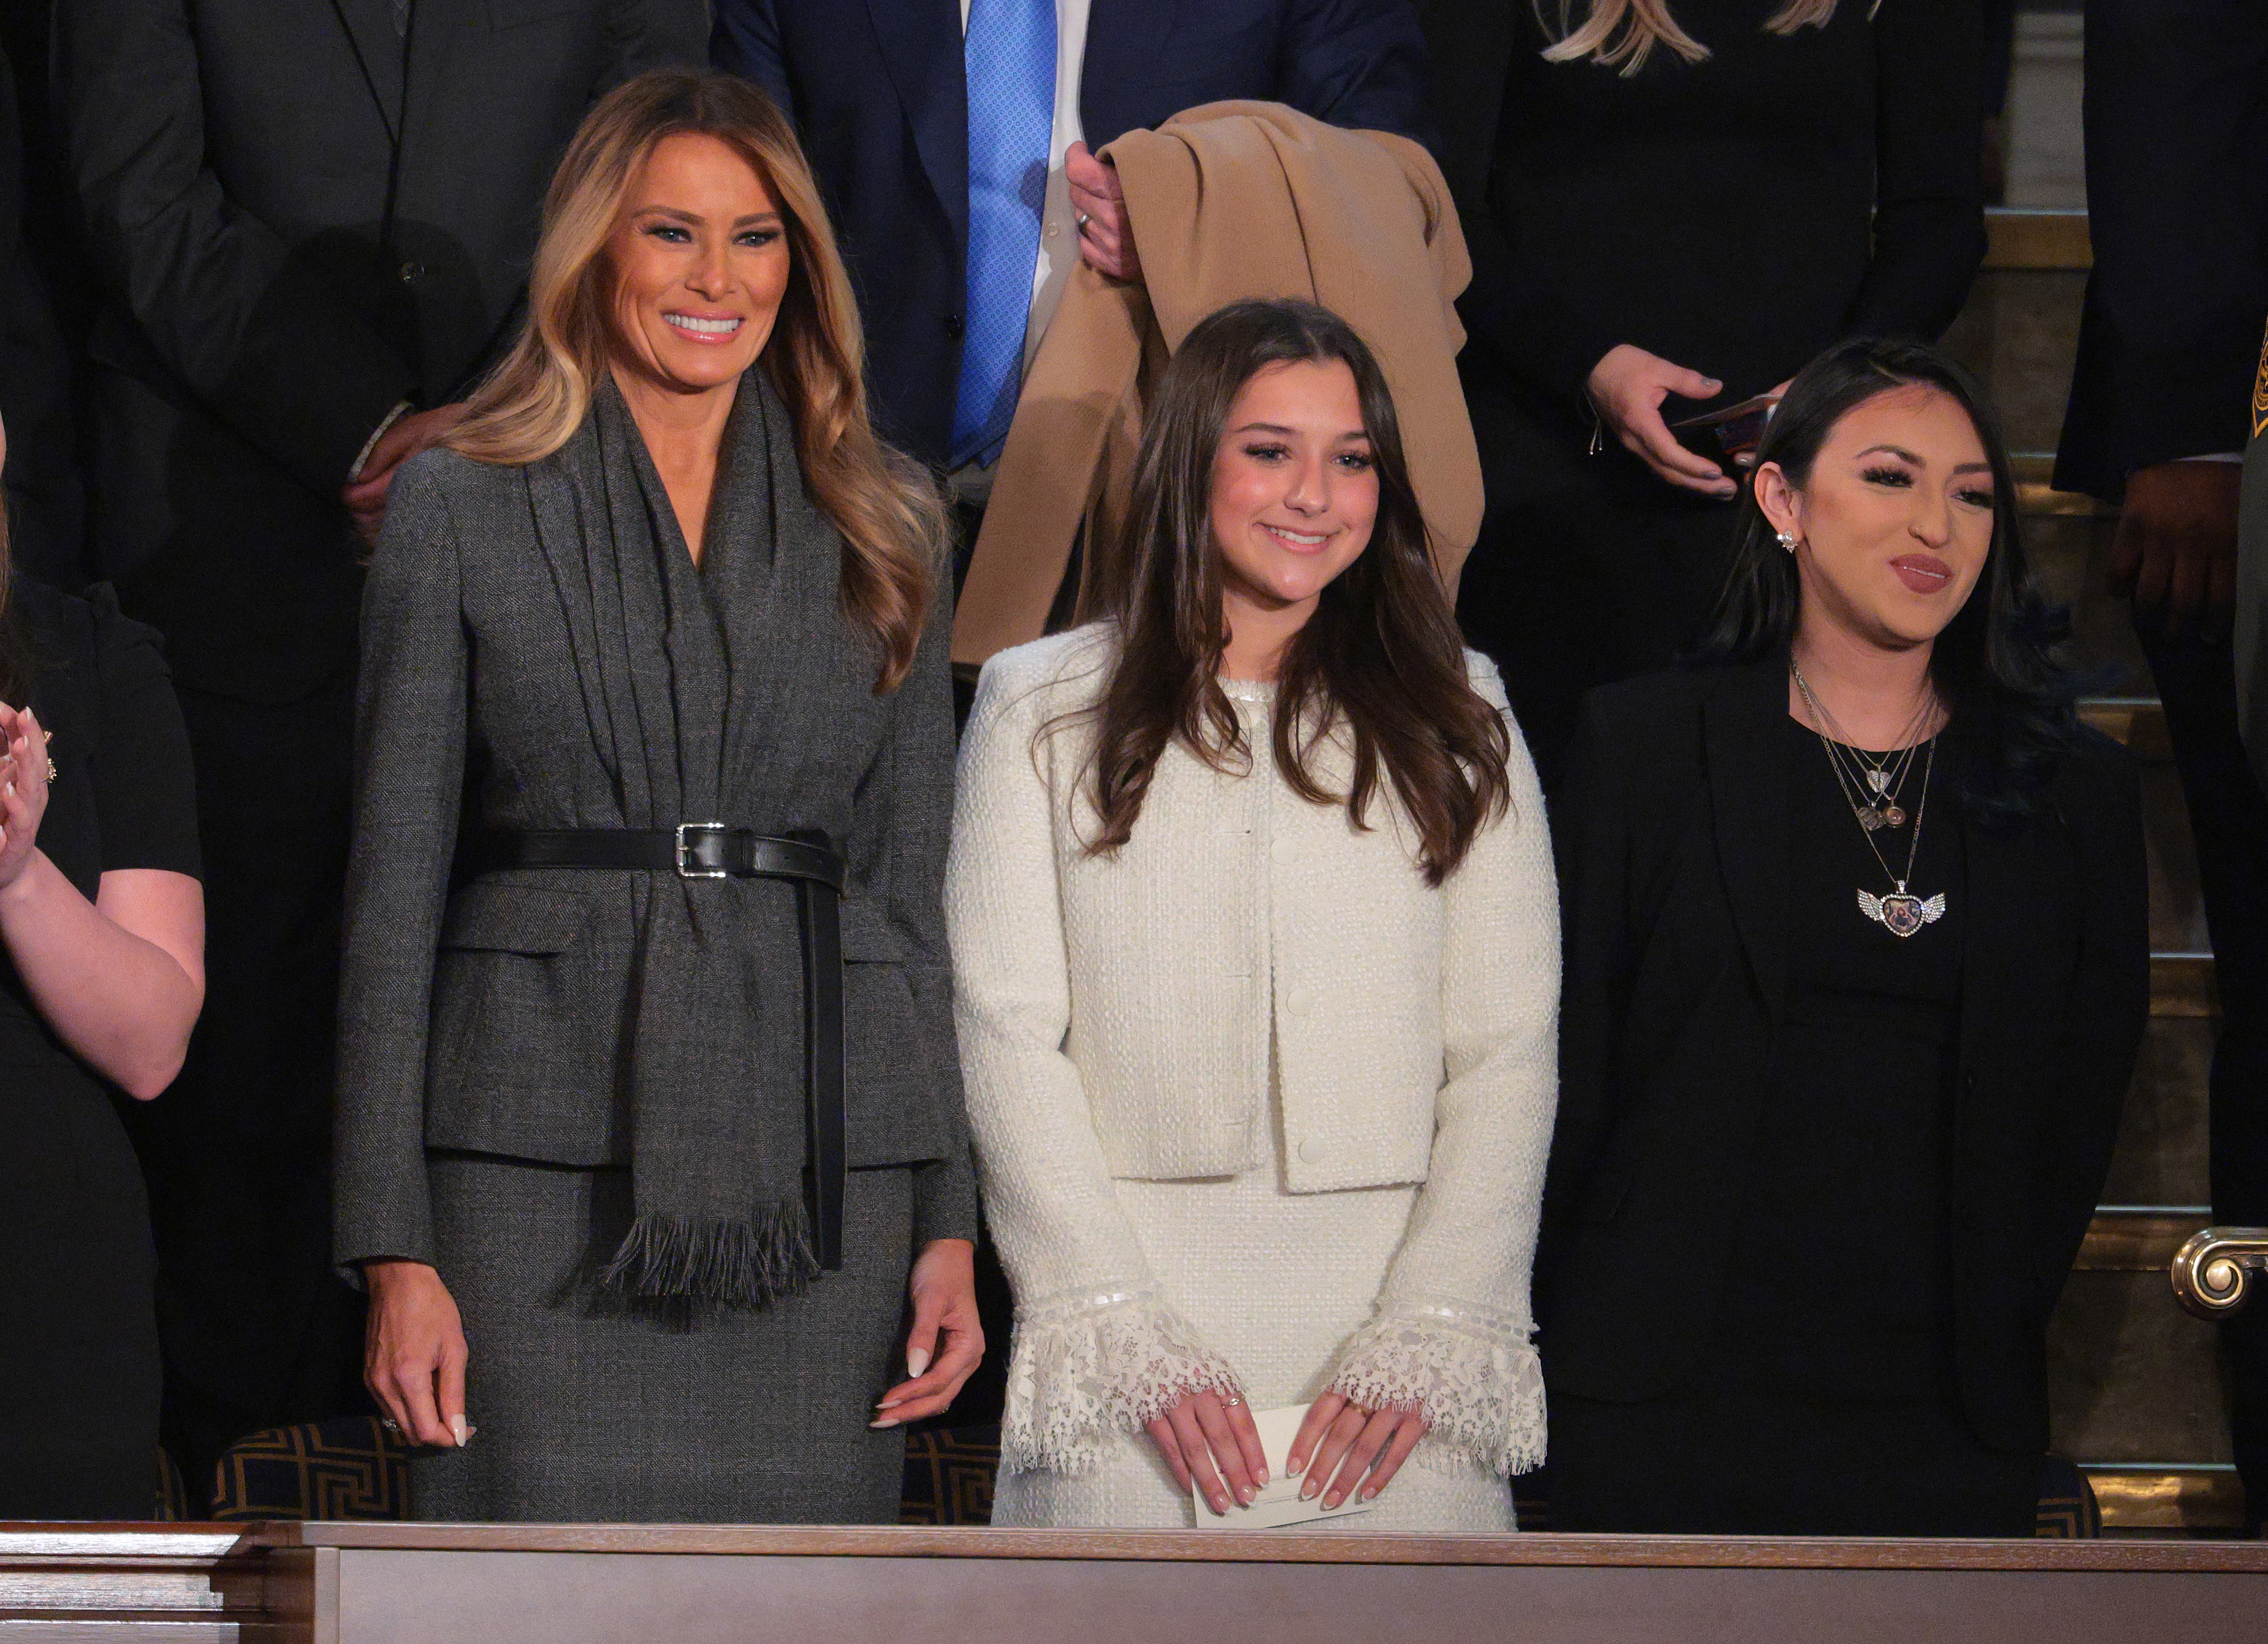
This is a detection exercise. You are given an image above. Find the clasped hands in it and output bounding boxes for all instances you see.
[1147,1385,1429,1518]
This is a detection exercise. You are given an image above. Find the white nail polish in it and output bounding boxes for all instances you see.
[449,1415,469,1447]
[906,1347,931,1380]
[870,1416,901,1429]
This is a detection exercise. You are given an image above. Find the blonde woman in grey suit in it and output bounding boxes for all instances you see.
[947,300,1560,1530]
[335,70,981,1523]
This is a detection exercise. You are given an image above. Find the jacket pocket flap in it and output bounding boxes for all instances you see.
[840,900,907,964]
[440,882,589,954]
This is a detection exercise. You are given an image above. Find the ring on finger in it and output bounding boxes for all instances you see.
[1075,210,1092,229]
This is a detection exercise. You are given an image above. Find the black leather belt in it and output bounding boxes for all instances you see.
[481,824,846,1271]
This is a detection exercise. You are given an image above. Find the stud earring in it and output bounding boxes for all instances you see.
[1777,531,1799,553]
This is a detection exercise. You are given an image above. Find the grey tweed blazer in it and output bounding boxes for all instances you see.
[333,443,978,1272]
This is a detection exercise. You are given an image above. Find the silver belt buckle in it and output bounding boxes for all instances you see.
[675,821,730,880]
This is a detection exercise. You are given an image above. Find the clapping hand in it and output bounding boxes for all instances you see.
[0,703,52,893]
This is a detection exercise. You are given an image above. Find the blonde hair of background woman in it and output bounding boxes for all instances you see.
[447,69,944,692]
[1537,0,1872,76]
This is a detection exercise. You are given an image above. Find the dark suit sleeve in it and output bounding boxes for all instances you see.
[334,458,471,1274]
[709,0,795,117]
[1534,688,1641,1322]
[1841,0,1987,341]
[2035,741,2149,1311]
[603,0,715,91]
[56,0,419,501]
[845,573,979,1249]
[2058,0,2268,499]
[1274,0,1437,146]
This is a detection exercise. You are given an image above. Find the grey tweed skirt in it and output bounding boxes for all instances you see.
[413,1152,913,1523]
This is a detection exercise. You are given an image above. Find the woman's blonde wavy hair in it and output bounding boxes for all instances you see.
[447,69,944,693]
[1536,0,1863,76]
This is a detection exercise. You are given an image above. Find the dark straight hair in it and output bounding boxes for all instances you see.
[1698,334,2086,823]
[1070,298,1510,885]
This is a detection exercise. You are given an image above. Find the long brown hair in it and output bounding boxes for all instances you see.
[1535,0,1853,75]
[1074,300,1510,886]
[447,69,943,692]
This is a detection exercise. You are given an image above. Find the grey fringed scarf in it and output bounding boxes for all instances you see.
[526,372,838,1308]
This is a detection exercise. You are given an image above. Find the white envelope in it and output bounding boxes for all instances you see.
[1187,1402,1378,1530]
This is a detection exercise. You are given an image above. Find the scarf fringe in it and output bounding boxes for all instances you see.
[599,1206,819,1310]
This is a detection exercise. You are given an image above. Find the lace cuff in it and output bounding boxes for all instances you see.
[1001,1289,1243,1474]
[1327,1300,1545,1478]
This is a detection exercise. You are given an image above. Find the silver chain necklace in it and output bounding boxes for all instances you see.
[1789,661,1948,938]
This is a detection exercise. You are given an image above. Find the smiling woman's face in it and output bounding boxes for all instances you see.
[605,131,791,396]
[1208,358,1380,623]
[1758,383,1997,652]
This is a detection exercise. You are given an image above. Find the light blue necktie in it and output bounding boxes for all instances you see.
[952,0,1057,470]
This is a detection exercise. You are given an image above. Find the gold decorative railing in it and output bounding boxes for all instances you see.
[2171,1227,2268,1319]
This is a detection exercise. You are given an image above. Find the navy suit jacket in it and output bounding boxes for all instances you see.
[713,0,1432,468]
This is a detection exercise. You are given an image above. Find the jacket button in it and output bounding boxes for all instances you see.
[398,260,424,283]
[943,314,965,339]
[1286,986,1316,1017]
[1298,1137,1325,1164]
[1270,837,1299,864]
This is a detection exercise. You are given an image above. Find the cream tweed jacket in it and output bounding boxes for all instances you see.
[946,625,1561,1475]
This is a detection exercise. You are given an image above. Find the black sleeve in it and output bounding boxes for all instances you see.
[56,0,418,499]
[86,586,201,881]
[2035,740,2149,1311]
[2057,0,2268,499]
[1454,54,1622,404]
[1275,0,1439,149]
[1534,688,1640,1321]
[1841,0,1987,341]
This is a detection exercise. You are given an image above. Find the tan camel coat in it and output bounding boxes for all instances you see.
[951,101,1483,669]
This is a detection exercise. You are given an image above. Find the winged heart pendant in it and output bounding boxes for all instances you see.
[1858,887,1946,938]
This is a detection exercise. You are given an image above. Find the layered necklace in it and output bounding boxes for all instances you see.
[1791,660,1947,939]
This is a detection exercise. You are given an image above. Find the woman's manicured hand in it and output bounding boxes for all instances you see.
[364,1259,472,1448]
[1147,1386,1268,1516]
[874,1238,985,1427]
[1586,342,1739,498]
[1287,1390,1429,1509]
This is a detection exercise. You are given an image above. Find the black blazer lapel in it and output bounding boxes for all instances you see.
[866,0,970,246]
[1703,658,1794,1020]
[327,0,406,143]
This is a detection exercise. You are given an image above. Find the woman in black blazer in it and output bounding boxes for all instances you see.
[1455,0,1984,794]
[1539,338,2147,1536]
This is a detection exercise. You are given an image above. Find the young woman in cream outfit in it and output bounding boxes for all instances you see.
[946,300,1558,1530]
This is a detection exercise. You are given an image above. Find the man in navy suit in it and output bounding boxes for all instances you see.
[713,1,1432,478]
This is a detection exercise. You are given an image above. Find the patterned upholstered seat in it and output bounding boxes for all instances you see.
[898,1425,1000,1525]
[209,1417,412,1522]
